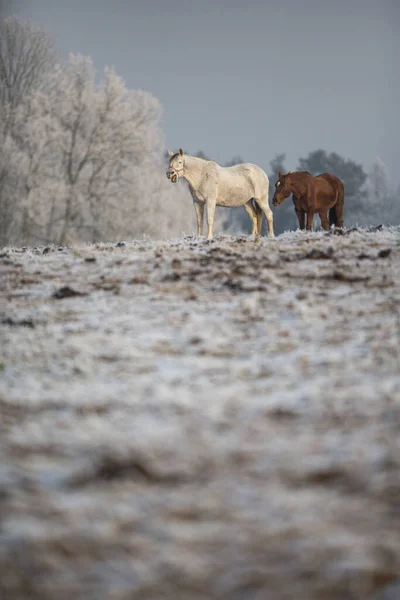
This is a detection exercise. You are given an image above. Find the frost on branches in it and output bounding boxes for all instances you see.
[362,157,400,228]
[0,49,192,246]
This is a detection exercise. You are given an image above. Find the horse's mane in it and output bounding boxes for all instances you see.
[285,171,312,178]
[169,153,209,166]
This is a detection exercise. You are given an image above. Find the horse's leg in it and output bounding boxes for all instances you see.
[295,209,305,230]
[329,183,345,228]
[255,196,274,238]
[206,198,217,240]
[253,200,263,235]
[293,197,305,230]
[335,191,344,228]
[335,204,344,228]
[256,204,263,235]
[306,209,315,231]
[328,206,337,228]
[193,201,204,236]
[243,201,258,235]
[320,212,329,231]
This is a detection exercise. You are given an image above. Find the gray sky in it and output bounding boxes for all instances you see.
[3,0,399,183]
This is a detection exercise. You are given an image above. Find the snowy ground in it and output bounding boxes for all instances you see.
[1,227,400,600]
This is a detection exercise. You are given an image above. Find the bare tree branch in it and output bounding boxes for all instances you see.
[0,16,57,109]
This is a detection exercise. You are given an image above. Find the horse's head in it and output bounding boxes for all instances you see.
[272,172,292,206]
[166,148,185,183]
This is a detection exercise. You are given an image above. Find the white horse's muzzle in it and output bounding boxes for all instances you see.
[166,168,180,183]
[166,170,177,183]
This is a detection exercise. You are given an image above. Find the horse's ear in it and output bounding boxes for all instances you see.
[278,171,282,178]
[179,148,183,156]
[167,150,174,157]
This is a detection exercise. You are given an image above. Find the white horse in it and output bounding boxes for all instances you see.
[166,149,274,240]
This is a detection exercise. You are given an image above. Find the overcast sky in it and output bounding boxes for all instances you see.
[2,0,399,184]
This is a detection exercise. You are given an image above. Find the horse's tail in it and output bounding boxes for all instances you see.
[329,201,339,227]
[329,179,345,228]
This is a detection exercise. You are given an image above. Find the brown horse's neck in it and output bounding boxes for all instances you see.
[287,172,310,197]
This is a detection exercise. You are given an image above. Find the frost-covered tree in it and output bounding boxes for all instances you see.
[35,54,163,243]
[0,50,195,246]
[0,16,57,110]
[0,16,57,245]
[365,158,399,226]
[10,94,58,243]
[0,116,24,243]
[0,18,204,246]
[367,157,390,203]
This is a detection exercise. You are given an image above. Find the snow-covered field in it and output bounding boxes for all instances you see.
[1,227,400,600]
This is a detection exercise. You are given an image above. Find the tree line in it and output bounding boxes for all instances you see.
[1,17,398,247]
[0,16,193,247]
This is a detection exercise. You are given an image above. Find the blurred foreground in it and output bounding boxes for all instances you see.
[1,228,400,599]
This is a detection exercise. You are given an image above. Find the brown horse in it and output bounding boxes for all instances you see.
[272,171,344,231]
